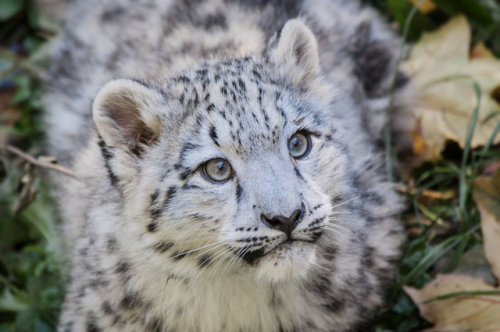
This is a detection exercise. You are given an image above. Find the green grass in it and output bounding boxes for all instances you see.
[370,1,500,330]
[0,1,63,331]
[1,0,500,331]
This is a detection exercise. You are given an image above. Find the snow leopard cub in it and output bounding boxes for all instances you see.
[44,0,411,331]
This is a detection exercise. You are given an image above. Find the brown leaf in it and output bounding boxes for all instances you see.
[474,171,500,280]
[471,42,496,60]
[404,274,500,331]
[401,16,500,161]
[405,170,500,331]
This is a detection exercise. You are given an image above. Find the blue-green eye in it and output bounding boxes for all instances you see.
[202,158,233,183]
[288,132,311,159]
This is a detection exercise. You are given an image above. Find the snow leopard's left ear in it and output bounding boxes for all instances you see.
[268,19,320,89]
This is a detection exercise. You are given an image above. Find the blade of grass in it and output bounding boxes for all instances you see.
[415,167,458,186]
[399,224,480,286]
[423,290,500,304]
[481,110,500,124]
[458,81,481,231]
[417,202,444,224]
[474,150,500,160]
[415,171,456,190]
[424,75,482,228]
[443,234,470,272]
[399,236,460,285]
[481,120,500,156]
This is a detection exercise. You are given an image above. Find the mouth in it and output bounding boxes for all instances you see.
[240,238,312,265]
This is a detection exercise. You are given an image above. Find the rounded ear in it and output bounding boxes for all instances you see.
[268,19,320,88]
[92,79,165,156]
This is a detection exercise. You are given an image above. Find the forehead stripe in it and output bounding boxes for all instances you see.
[209,125,220,147]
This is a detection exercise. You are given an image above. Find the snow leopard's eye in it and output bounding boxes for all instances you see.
[288,132,311,159]
[201,158,233,183]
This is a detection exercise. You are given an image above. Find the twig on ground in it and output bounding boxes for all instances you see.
[0,48,47,80]
[2,145,81,180]
[395,184,455,199]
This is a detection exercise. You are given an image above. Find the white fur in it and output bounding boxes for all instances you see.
[45,1,411,331]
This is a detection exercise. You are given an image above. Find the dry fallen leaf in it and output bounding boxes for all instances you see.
[401,16,500,161]
[471,42,496,60]
[404,275,500,332]
[404,170,500,331]
[474,171,500,280]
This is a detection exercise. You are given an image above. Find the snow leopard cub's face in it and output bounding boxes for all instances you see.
[93,20,351,282]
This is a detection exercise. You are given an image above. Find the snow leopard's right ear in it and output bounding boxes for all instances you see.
[92,79,164,156]
[267,19,320,90]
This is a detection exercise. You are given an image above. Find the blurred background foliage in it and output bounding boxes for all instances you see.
[0,0,499,331]
[366,0,500,53]
[1,0,63,331]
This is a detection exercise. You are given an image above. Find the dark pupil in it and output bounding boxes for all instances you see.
[290,136,303,152]
[215,161,225,174]
[210,160,229,179]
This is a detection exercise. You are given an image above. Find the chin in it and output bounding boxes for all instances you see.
[253,241,317,284]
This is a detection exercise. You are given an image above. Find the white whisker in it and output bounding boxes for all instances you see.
[330,196,359,211]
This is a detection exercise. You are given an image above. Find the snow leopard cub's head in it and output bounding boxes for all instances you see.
[92,19,402,284]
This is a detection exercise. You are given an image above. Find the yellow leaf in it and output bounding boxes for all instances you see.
[474,172,500,281]
[407,173,500,330]
[411,129,427,155]
[401,16,500,161]
[408,0,437,14]
[404,274,500,331]
[471,42,496,59]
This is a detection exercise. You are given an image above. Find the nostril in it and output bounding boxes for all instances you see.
[260,213,285,230]
[260,202,306,238]
[260,213,276,228]
[296,202,305,223]
[288,202,305,225]
[289,209,301,224]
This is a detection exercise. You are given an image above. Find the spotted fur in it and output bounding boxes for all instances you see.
[45,0,412,331]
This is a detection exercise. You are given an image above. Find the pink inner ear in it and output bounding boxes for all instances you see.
[103,94,157,156]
